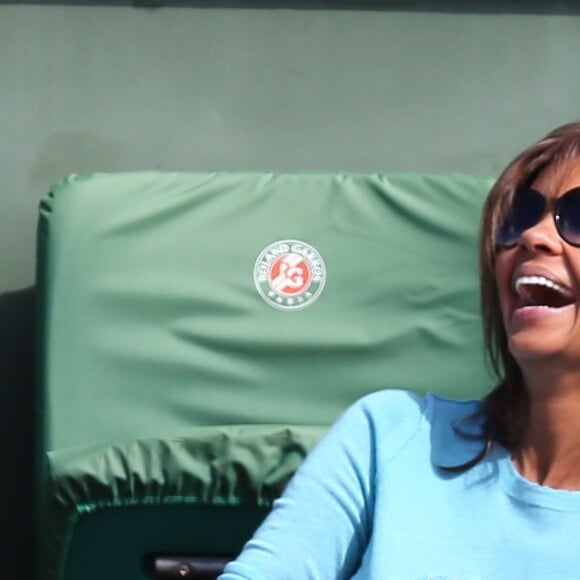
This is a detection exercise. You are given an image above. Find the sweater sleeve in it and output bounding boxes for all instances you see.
[219,391,403,580]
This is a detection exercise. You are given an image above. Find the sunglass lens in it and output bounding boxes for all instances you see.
[557,188,580,246]
[496,188,546,247]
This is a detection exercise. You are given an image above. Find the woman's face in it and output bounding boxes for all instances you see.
[495,160,580,371]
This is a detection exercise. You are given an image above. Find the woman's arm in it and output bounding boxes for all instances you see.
[219,396,380,580]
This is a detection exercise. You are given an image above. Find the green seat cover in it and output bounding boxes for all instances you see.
[37,172,495,579]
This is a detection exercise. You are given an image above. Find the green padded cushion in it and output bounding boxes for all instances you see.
[43,425,322,579]
[37,172,496,579]
[38,172,495,450]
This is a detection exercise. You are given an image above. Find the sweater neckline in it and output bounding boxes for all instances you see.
[497,447,580,512]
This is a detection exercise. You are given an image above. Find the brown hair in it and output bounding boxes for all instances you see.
[480,122,580,451]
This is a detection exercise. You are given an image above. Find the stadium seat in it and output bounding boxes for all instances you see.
[36,172,494,579]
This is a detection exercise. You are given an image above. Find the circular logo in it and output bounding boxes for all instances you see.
[254,240,326,311]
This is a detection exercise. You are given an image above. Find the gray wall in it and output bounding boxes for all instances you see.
[1,3,580,576]
[3,4,580,293]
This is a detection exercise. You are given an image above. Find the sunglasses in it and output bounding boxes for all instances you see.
[496,186,580,248]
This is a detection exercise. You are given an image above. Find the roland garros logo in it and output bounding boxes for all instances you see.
[254,240,326,311]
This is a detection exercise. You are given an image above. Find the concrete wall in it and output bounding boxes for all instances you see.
[3,4,580,293]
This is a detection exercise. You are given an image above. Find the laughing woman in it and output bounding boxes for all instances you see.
[219,123,580,579]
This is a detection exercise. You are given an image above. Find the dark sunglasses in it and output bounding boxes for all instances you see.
[496,186,580,248]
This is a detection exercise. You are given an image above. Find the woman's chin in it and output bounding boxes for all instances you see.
[508,333,567,364]
[506,304,578,362]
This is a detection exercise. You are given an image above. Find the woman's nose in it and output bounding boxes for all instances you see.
[518,213,564,255]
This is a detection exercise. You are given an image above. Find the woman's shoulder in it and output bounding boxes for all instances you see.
[352,388,483,424]
[346,389,486,465]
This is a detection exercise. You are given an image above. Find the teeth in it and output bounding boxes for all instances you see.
[515,276,573,298]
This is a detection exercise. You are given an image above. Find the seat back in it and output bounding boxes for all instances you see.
[37,172,495,579]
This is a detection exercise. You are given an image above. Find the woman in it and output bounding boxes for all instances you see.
[220,123,580,579]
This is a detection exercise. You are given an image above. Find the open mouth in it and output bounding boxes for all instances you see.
[515,275,575,309]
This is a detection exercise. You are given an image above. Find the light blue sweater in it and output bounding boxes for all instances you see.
[219,389,580,579]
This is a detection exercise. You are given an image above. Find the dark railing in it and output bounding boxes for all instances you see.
[1,1,579,16]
